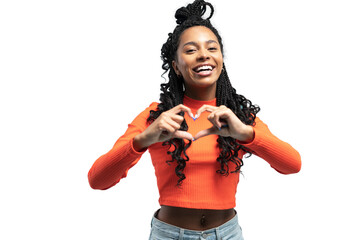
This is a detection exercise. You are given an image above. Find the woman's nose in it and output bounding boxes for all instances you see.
[197,49,210,61]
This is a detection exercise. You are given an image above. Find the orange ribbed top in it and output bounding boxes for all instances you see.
[88,96,301,209]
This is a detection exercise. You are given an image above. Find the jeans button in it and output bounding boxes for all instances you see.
[201,233,208,238]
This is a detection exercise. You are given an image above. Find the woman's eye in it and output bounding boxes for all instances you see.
[209,47,217,51]
[186,49,196,53]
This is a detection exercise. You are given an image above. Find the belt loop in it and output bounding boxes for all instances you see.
[179,228,184,240]
[215,227,222,240]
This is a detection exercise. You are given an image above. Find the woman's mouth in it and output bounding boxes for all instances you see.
[192,65,215,77]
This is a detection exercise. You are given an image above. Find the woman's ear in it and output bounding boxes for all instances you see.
[172,60,180,76]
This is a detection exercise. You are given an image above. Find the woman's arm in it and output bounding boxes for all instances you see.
[87,103,157,190]
[88,103,194,190]
[193,105,301,174]
[242,117,301,174]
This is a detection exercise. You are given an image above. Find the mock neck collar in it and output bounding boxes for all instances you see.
[183,94,217,109]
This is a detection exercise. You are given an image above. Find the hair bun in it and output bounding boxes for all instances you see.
[175,0,214,25]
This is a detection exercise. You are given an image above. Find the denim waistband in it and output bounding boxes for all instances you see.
[150,209,240,238]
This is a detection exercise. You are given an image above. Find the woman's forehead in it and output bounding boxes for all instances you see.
[179,26,219,46]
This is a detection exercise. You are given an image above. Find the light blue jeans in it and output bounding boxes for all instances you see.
[149,209,244,240]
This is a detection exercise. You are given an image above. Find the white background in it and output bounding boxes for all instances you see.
[1,0,359,239]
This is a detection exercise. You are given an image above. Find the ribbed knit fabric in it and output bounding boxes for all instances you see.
[88,96,301,209]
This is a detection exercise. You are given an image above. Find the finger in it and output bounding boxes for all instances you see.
[159,111,184,125]
[158,122,176,135]
[208,108,227,129]
[169,104,194,119]
[170,114,185,125]
[166,118,182,131]
[208,109,231,130]
[194,126,218,140]
[207,112,222,130]
[195,105,218,119]
[173,130,194,141]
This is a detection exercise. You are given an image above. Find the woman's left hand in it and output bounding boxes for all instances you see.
[193,105,254,143]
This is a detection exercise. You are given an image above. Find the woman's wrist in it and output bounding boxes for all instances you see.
[236,125,254,144]
[133,133,150,152]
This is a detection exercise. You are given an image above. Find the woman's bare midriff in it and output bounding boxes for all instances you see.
[156,205,236,231]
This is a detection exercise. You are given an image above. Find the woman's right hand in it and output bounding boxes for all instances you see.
[133,104,194,151]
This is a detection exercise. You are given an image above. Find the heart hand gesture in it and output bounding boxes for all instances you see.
[193,105,254,143]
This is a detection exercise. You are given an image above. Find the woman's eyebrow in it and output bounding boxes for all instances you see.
[182,40,219,48]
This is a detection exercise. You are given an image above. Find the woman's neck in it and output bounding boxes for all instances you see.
[184,85,216,101]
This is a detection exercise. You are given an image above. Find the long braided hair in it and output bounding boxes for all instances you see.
[148,0,260,186]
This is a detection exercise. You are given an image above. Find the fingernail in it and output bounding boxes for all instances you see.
[192,114,198,121]
[192,137,196,141]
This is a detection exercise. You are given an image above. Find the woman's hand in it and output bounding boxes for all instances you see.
[193,105,254,143]
[133,104,194,151]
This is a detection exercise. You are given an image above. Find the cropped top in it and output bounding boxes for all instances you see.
[88,95,301,209]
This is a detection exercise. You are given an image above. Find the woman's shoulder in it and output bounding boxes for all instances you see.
[148,102,159,109]
[127,102,159,128]
[135,102,159,118]
[142,102,159,113]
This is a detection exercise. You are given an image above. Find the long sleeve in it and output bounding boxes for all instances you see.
[242,117,301,174]
[88,102,158,190]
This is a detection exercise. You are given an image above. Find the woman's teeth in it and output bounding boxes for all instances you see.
[194,65,213,72]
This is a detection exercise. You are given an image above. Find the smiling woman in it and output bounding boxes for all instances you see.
[87,0,301,239]
[172,26,223,100]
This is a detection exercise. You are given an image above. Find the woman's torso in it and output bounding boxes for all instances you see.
[156,205,236,230]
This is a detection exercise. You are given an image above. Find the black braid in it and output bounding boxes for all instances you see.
[148,0,260,186]
[215,65,260,175]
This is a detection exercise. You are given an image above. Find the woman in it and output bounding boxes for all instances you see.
[88,0,301,239]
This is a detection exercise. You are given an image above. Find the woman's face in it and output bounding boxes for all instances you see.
[172,26,223,100]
